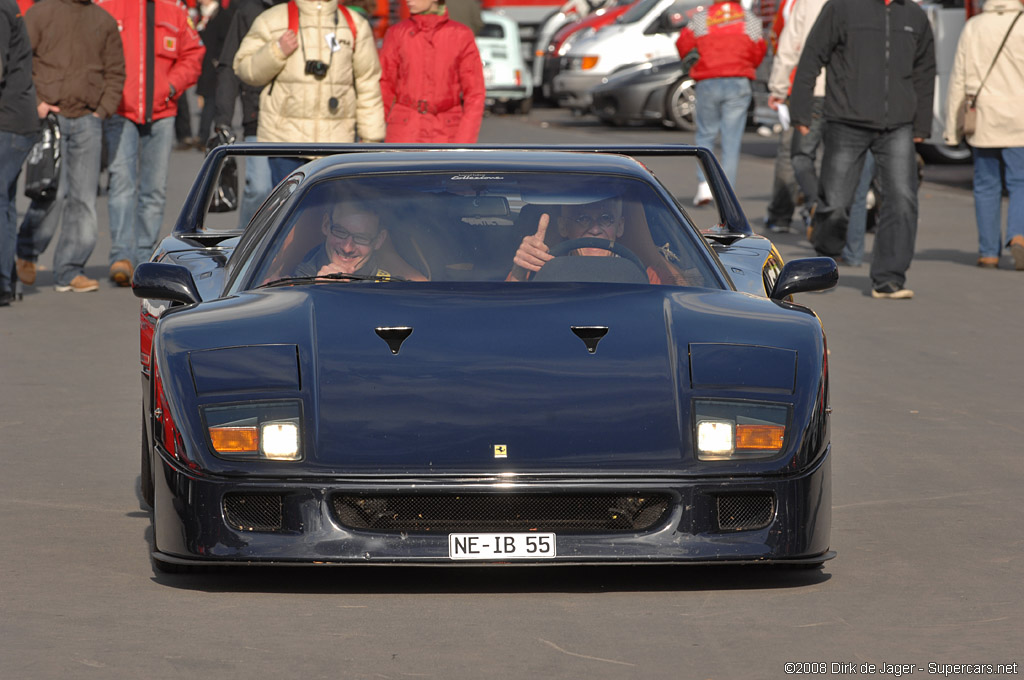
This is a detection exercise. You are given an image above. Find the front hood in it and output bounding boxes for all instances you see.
[311,284,683,473]
[160,284,824,475]
[568,25,628,57]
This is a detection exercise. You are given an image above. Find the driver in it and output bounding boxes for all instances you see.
[506,197,664,283]
[295,201,392,279]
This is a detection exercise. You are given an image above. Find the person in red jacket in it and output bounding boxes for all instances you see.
[675,0,766,207]
[378,0,485,143]
[96,0,204,285]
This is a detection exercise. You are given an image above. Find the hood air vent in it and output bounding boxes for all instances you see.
[571,326,608,354]
[375,326,413,355]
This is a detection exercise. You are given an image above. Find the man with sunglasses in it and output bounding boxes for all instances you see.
[294,204,390,278]
[507,197,666,284]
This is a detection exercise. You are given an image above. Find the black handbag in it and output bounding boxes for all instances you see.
[24,113,62,202]
[205,125,239,213]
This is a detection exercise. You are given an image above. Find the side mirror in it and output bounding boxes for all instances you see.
[770,257,838,300]
[663,11,688,31]
[645,10,686,34]
[132,262,202,306]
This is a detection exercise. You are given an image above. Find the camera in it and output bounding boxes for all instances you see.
[305,60,329,78]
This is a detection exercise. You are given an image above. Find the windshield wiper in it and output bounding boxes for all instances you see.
[258,272,407,288]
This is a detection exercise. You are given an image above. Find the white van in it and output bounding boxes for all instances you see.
[551,0,695,113]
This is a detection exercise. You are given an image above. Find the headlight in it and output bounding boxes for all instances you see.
[693,400,789,460]
[558,31,587,57]
[261,421,300,460]
[202,401,303,461]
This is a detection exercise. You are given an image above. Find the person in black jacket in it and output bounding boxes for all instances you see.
[211,0,287,228]
[0,0,39,305]
[789,0,935,299]
[196,0,231,146]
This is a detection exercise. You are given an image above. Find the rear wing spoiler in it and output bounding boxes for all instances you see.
[178,143,752,238]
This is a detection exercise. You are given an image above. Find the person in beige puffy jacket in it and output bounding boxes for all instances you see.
[944,0,1024,270]
[233,0,386,184]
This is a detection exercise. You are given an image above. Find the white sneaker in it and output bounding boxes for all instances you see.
[870,282,914,299]
[693,182,713,207]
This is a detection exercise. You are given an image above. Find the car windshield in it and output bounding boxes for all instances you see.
[617,0,660,24]
[248,171,721,289]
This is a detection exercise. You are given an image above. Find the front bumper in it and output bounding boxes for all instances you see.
[152,448,832,567]
[485,85,529,102]
[591,80,667,126]
[552,71,606,111]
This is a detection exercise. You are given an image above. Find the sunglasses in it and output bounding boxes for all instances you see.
[329,222,377,246]
[570,212,617,228]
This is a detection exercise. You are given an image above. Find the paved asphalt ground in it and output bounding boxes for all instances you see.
[1,107,1021,679]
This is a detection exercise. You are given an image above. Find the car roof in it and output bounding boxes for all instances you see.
[181,144,750,237]
[295,149,656,182]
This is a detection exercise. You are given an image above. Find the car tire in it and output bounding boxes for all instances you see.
[140,409,154,509]
[665,77,697,131]
[918,141,972,164]
[518,96,533,115]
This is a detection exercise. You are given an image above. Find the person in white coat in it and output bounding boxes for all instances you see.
[233,0,386,184]
[944,0,1024,270]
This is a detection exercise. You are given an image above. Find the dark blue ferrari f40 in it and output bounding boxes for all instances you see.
[133,144,838,571]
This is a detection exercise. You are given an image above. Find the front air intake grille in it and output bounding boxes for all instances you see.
[716,494,775,531]
[332,493,672,534]
[223,493,283,532]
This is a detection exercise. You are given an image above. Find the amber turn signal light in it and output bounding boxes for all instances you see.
[735,424,785,452]
[209,426,259,453]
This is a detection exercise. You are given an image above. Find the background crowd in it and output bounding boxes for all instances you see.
[679,0,1023,298]
[0,0,485,305]
[2,0,1022,307]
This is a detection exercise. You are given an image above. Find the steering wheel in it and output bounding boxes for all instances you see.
[547,238,647,275]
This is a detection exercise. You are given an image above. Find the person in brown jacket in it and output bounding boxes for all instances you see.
[14,0,125,293]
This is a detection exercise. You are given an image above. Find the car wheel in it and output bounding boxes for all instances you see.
[918,141,972,164]
[518,97,533,115]
[665,77,697,131]
[140,408,154,509]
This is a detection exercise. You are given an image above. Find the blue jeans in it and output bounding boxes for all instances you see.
[0,130,37,294]
[843,151,875,266]
[791,97,825,207]
[240,135,272,228]
[103,115,175,267]
[17,113,104,287]
[766,125,799,226]
[269,156,306,187]
[972,147,1024,258]
[811,122,918,288]
[694,77,751,186]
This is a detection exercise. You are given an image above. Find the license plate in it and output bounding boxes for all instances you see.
[448,532,556,560]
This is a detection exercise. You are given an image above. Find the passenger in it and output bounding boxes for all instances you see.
[506,197,666,284]
[295,203,391,278]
